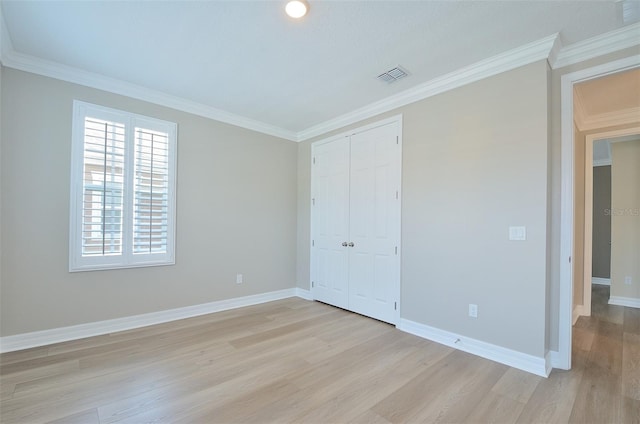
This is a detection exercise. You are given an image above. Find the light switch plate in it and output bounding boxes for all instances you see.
[509,226,526,241]
[469,304,478,318]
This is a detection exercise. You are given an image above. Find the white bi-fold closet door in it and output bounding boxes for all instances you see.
[311,116,402,324]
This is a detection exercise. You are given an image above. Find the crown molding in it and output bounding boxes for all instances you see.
[578,106,640,132]
[551,22,640,69]
[0,48,298,141]
[547,32,564,71]
[574,79,640,132]
[297,34,559,141]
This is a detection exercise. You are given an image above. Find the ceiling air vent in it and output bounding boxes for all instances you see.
[377,66,409,84]
[620,0,640,25]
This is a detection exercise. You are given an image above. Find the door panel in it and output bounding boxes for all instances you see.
[311,138,349,309]
[348,123,399,323]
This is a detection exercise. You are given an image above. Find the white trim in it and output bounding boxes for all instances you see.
[559,69,576,371]
[0,288,304,353]
[592,277,611,286]
[398,319,549,378]
[572,304,586,325]
[547,34,564,71]
[551,23,640,69]
[593,159,612,167]
[559,54,640,371]
[311,115,404,147]
[297,34,558,141]
[548,350,562,369]
[295,288,312,300]
[544,351,553,377]
[578,107,640,132]
[609,296,640,308]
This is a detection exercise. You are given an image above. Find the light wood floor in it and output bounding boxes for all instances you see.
[1,288,638,423]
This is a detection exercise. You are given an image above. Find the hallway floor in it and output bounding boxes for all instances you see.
[571,284,640,422]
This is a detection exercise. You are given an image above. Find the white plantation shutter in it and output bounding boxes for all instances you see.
[70,101,177,271]
[81,118,126,256]
[133,128,170,254]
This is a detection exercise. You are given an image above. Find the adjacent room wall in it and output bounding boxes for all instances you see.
[0,68,298,336]
[592,165,611,279]
[299,60,550,358]
[611,139,640,302]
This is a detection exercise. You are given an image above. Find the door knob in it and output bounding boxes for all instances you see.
[348,242,355,247]
[342,242,348,247]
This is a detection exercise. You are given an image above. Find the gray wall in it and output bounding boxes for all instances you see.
[299,60,550,357]
[0,68,298,336]
[592,165,611,279]
[296,141,311,289]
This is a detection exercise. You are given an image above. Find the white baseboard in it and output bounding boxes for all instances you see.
[609,296,640,309]
[548,349,565,370]
[572,304,586,325]
[592,277,611,286]
[0,288,308,353]
[544,351,553,376]
[398,318,549,377]
[295,287,312,300]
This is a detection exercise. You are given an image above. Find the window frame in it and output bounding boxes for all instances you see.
[69,100,177,272]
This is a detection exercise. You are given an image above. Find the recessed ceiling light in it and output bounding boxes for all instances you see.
[286,0,309,19]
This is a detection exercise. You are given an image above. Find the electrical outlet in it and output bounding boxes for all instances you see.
[625,276,633,285]
[468,304,478,318]
[236,274,243,284]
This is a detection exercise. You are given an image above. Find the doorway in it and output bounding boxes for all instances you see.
[559,56,640,370]
[582,129,640,319]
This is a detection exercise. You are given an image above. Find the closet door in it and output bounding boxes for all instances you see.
[310,137,350,309]
[348,122,400,324]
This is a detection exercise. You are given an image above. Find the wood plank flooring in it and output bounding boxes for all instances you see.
[1,286,638,423]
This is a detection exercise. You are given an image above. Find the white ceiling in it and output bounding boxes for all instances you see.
[0,1,636,140]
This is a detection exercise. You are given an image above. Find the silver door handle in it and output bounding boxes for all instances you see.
[348,242,355,247]
[342,242,348,247]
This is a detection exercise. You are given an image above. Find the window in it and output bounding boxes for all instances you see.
[70,101,177,271]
